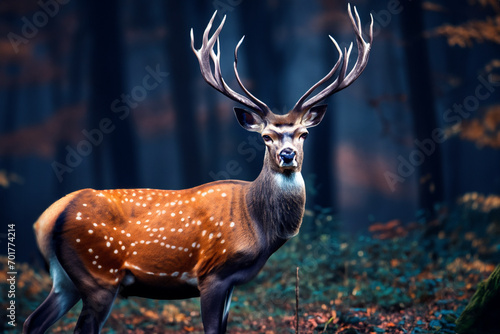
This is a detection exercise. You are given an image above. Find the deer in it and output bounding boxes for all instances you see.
[24,5,372,334]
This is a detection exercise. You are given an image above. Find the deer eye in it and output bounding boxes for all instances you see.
[262,135,273,143]
[300,132,308,140]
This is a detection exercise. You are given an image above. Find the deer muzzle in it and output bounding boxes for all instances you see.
[278,148,297,168]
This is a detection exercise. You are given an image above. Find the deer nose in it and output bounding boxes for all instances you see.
[279,148,296,164]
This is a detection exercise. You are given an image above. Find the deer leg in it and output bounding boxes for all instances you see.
[221,286,234,333]
[55,245,119,334]
[23,287,80,333]
[73,286,118,334]
[199,277,234,334]
[24,259,81,333]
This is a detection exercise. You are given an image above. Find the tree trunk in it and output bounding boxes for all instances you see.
[400,2,443,217]
[164,2,204,188]
[87,0,139,189]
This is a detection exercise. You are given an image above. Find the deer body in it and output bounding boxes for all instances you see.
[37,171,304,300]
[25,5,372,334]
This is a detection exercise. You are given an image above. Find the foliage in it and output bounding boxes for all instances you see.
[2,196,499,333]
[0,200,500,333]
[425,1,500,150]
[427,0,500,47]
[0,169,23,188]
[458,105,500,148]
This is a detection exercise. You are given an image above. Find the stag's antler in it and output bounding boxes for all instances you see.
[292,4,374,114]
[190,12,271,117]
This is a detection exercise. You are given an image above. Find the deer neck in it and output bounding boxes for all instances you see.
[246,150,306,252]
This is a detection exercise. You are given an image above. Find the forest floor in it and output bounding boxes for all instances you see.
[2,196,499,333]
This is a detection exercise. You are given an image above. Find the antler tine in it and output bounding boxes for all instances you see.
[190,12,220,87]
[234,37,271,116]
[292,36,343,113]
[293,4,373,113]
[339,4,372,89]
[191,11,270,116]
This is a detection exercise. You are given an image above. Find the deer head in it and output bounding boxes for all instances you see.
[190,4,373,176]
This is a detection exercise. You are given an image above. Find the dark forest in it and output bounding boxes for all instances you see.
[1,0,500,333]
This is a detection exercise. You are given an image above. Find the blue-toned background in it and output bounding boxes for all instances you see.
[0,0,499,263]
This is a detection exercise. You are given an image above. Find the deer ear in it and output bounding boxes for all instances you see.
[301,105,327,128]
[234,107,265,132]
